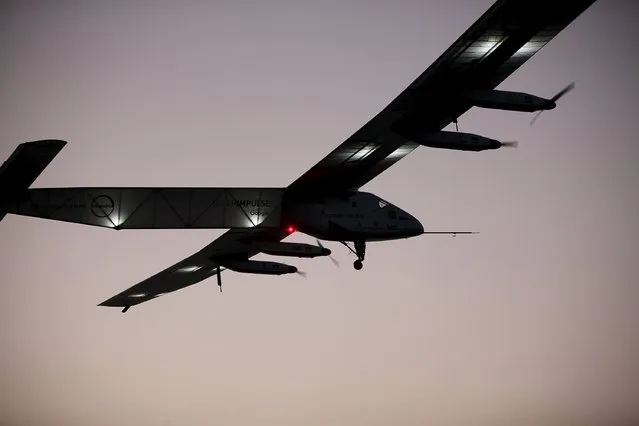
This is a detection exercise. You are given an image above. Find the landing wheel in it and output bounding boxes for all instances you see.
[340,240,366,270]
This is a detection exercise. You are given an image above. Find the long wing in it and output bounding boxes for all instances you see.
[286,0,596,197]
[98,228,284,310]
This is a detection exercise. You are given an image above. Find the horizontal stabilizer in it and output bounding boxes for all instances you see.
[0,140,66,194]
[0,140,66,223]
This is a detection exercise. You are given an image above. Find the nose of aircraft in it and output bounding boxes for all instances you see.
[401,212,424,237]
[412,217,424,236]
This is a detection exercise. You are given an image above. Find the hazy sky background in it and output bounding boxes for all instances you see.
[1,1,638,425]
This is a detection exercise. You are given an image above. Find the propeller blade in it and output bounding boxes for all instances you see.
[500,140,518,148]
[550,81,575,102]
[296,270,307,278]
[316,238,340,267]
[530,110,543,126]
[531,82,575,127]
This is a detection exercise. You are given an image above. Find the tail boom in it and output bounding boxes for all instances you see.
[1,187,284,229]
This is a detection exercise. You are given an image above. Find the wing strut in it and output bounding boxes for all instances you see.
[217,266,222,292]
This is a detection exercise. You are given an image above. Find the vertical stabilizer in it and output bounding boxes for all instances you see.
[0,140,67,222]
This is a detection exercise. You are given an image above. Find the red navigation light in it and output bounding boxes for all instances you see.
[286,225,296,234]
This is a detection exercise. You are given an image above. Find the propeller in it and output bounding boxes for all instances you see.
[500,140,518,148]
[296,270,307,278]
[316,238,340,267]
[530,81,575,126]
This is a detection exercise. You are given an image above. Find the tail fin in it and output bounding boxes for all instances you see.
[0,139,67,222]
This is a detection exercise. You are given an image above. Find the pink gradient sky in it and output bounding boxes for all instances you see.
[1,1,638,425]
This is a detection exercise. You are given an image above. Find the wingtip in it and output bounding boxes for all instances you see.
[97,298,122,308]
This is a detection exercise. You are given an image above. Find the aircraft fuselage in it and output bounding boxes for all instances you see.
[286,191,424,242]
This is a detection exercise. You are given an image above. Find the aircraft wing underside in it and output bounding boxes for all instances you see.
[286,0,596,197]
[98,228,285,308]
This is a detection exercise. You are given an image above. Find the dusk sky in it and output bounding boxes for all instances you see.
[1,1,638,425]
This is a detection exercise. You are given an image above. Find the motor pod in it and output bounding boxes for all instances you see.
[465,89,555,113]
[219,260,298,275]
[253,242,331,258]
[415,131,506,152]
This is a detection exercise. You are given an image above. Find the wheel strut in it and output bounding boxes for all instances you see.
[340,240,366,270]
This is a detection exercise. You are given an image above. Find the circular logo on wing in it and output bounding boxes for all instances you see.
[91,195,115,217]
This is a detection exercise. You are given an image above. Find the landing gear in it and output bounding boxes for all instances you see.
[340,239,366,270]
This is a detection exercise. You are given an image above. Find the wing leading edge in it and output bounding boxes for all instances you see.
[286,0,596,197]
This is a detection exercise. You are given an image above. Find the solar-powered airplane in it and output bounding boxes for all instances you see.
[0,0,596,312]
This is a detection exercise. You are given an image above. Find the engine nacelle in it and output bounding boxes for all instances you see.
[465,89,554,113]
[253,242,330,258]
[220,260,297,275]
[415,131,503,152]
